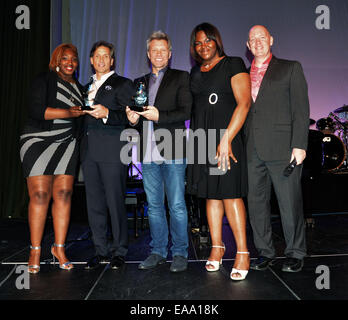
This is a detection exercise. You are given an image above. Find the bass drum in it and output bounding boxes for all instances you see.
[303,130,324,176]
[316,117,336,133]
[322,134,346,171]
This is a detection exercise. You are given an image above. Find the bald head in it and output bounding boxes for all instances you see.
[247,25,273,64]
[248,25,271,39]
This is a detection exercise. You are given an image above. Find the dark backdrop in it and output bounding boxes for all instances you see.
[1,1,50,218]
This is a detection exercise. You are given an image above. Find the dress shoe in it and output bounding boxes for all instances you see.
[170,256,188,273]
[250,256,276,271]
[138,254,166,270]
[85,255,109,270]
[282,257,304,272]
[111,256,125,270]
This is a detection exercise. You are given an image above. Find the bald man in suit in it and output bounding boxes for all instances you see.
[244,25,309,273]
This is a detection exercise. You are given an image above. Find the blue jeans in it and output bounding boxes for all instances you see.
[142,159,188,258]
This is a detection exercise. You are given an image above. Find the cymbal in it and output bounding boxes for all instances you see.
[334,105,348,113]
[309,118,316,125]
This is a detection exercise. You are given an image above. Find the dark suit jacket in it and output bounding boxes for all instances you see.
[80,73,135,163]
[107,68,193,161]
[244,56,310,161]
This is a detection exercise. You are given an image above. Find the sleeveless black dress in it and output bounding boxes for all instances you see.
[187,56,248,199]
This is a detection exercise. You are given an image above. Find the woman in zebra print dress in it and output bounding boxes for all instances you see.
[20,44,85,273]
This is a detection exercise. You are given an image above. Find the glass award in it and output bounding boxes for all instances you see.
[131,81,148,111]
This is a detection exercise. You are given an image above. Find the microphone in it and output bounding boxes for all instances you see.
[283,159,297,177]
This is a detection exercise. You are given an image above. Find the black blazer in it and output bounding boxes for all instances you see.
[107,68,193,161]
[244,56,310,161]
[80,73,135,163]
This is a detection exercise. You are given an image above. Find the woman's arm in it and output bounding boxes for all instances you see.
[29,73,84,120]
[216,72,251,171]
[44,106,84,120]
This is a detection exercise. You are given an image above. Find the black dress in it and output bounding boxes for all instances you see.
[187,56,248,199]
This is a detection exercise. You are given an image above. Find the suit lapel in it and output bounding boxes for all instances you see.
[144,74,151,96]
[95,73,116,102]
[154,68,171,106]
[139,74,151,156]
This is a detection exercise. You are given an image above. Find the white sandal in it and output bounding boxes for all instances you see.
[230,251,249,281]
[205,243,225,272]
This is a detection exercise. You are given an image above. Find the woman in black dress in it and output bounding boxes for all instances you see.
[187,23,251,280]
[20,44,85,273]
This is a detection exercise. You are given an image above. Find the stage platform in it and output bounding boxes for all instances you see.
[0,212,347,305]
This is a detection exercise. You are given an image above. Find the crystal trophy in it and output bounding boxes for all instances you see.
[131,81,148,111]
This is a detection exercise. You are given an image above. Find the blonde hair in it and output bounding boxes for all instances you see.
[146,31,172,51]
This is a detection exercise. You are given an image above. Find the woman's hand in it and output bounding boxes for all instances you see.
[68,106,85,118]
[215,134,237,171]
[84,104,109,119]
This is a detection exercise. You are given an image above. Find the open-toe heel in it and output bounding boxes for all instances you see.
[230,251,249,281]
[51,243,73,271]
[28,245,41,274]
[205,243,226,272]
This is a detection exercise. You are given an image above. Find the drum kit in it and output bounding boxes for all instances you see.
[305,105,348,173]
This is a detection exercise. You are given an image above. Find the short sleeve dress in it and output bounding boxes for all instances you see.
[186,56,248,199]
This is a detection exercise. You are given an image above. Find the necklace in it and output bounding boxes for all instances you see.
[202,56,225,71]
[202,59,217,70]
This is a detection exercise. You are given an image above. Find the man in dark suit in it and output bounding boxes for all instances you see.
[116,31,192,272]
[81,41,135,270]
[244,25,310,272]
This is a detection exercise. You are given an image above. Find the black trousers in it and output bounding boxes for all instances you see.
[82,154,128,258]
[247,142,307,260]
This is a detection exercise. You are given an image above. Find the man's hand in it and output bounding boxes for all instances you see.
[126,106,140,125]
[137,106,159,122]
[84,104,109,119]
[290,148,306,165]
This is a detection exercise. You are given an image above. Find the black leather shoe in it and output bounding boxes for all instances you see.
[138,254,166,270]
[170,256,188,273]
[282,257,304,272]
[85,255,109,270]
[250,256,276,271]
[110,256,125,270]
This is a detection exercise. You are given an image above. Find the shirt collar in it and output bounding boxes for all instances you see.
[151,66,168,77]
[251,53,273,70]
[92,70,115,82]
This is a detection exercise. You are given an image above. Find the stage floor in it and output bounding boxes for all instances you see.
[0,213,347,302]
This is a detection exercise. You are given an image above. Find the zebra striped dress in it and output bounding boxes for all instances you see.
[20,78,83,178]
